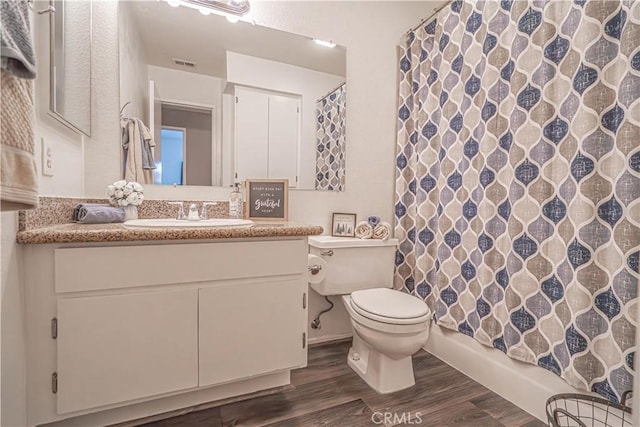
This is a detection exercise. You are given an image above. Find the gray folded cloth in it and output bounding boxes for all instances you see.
[72,203,110,221]
[1,0,36,79]
[75,206,125,224]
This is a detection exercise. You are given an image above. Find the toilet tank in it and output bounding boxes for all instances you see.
[308,236,399,296]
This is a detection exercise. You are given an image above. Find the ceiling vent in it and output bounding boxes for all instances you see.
[172,58,197,68]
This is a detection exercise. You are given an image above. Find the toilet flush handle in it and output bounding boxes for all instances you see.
[320,249,334,256]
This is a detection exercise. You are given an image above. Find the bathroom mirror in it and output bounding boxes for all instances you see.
[49,0,92,136]
[118,1,347,191]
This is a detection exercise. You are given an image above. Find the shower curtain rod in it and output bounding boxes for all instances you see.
[317,81,346,102]
[405,0,454,36]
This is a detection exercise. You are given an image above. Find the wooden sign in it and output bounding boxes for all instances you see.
[246,179,288,221]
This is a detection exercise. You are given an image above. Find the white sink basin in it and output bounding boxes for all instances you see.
[124,218,254,228]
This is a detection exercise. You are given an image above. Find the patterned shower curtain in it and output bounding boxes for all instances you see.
[395,0,639,402]
[315,84,346,191]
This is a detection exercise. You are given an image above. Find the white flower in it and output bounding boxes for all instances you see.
[107,180,144,207]
[113,180,126,190]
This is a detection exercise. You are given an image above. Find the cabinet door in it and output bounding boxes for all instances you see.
[268,95,300,185]
[57,289,198,414]
[235,87,269,182]
[199,279,306,387]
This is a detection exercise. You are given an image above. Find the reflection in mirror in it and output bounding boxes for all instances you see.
[118,0,346,190]
[157,103,213,186]
[50,0,92,136]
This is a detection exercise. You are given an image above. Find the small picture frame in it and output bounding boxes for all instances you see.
[246,179,289,221]
[332,213,357,237]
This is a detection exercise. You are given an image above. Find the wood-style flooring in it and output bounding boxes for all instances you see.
[135,340,546,427]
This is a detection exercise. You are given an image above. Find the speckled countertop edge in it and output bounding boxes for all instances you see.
[17,197,323,244]
[16,222,324,244]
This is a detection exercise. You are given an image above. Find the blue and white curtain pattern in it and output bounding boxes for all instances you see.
[315,84,346,191]
[394,0,639,401]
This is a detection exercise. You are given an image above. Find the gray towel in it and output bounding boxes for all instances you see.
[136,119,156,170]
[76,206,125,224]
[72,203,110,221]
[1,0,36,79]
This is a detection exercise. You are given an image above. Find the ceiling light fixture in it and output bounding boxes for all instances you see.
[164,0,250,19]
[314,39,336,48]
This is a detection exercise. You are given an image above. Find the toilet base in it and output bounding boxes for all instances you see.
[346,332,416,394]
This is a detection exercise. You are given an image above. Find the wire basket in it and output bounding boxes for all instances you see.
[546,392,633,427]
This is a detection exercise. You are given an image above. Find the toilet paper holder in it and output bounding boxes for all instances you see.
[308,264,323,275]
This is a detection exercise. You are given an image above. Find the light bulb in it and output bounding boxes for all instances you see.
[226,15,239,23]
[166,0,181,7]
[314,39,336,48]
[199,7,211,15]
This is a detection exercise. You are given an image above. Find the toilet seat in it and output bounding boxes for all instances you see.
[350,289,431,325]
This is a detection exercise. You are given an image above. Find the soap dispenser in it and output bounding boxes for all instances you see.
[229,184,243,219]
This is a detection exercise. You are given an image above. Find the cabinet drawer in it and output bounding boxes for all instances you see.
[55,239,307,293]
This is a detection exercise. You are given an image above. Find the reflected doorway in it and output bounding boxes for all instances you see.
[155,127,186,185]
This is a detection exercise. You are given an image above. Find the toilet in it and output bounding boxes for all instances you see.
[308,236,431,394]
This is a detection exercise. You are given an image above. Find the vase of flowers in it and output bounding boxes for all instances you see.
[107,180,144,221]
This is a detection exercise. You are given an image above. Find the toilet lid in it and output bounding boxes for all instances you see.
[350,288,430,322]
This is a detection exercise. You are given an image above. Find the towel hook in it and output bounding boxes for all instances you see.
[120,101,132,116]
[37,4,56,14]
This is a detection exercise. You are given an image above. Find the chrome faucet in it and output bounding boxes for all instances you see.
[200,202,218,220]
[168,201,186,220]
[187,203,201,220]
[168,201,219,220]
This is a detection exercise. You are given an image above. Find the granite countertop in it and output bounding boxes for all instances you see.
[16,221,324,244]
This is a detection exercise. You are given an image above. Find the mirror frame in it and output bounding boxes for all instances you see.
[48,0,92,136]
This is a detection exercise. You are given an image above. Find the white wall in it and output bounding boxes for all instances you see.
[58,0,91,135]
[226,51,344,189]
[83,0,122,197]
[148,65,223,109]
[119,1,149,121]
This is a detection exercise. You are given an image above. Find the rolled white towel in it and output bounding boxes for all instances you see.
[373,222,391,240]
[355,221,373,239]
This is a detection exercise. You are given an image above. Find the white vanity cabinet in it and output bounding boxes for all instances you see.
[23,238,309,426]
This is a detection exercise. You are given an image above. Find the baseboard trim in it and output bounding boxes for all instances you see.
[308,332,352,346]
[424,324,581,422]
